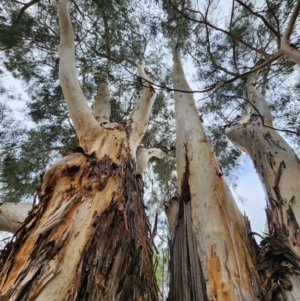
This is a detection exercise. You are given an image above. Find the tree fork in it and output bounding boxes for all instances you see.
[0,1,159,299]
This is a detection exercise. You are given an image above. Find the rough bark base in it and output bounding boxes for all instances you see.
[74,165,158,301]
[167,197,207,301]
[0,151,159,301]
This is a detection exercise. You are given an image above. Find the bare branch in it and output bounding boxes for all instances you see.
[140,52,281,94]
[136,148,166,174]
[128,64,156,153]
[204,17,237,76]
[235,0,280,46]
[167,1,271,58]
[282,0,300,44]
[0,202,32,233]
[57,0,99,144]
[92,76,111,124]
[15,0,41,23]
[266,0,280,38]
[245,70,273,126]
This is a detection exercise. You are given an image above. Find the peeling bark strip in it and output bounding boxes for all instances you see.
[0,154,158,301]
[167,147,207,301]
[252,231,300,301]
[74,164,158,300]
[166,194,207,301]
[71,157,158,301]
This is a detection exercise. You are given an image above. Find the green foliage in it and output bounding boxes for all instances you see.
[0,10,35,49]
[0,124,77,202]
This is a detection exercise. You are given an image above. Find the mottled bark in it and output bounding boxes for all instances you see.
[0,1,159,300]
[226,70,300,300]
[168,47,262,301]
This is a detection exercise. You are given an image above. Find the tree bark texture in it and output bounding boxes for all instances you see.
[0,1,159,300]
[167,47,262,301]
[0,151,158,301]
[226,71,300,300]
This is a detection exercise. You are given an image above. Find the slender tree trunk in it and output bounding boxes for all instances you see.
[226,70,300,300]
[166,47,262,301]
[0,1,159,300]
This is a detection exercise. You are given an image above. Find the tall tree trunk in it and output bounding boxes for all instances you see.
[166,47,262,301]
[0,1,159,300]
[226,70,300,300]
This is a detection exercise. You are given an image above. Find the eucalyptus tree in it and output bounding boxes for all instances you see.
[160,0,300,299]
[0,0,166,299]
[0,0,175,205]
[185,0,300,259]
[2,0,300,300]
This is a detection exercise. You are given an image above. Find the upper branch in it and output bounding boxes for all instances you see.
[15,0,41,23]
[245,70,273,126]
[168,1,271,58]
[128,64,156,153]
[266,0,280,38]
[235,0,280,46]
[92,74,111,124]
[282,0,300,44]
[278,0,300,64]
[57,0,99,144]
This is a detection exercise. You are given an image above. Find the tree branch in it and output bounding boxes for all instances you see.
[57,0,99,145]
[0,202,32,233]
[235,0,280,45]
[277,0,300,64]
[204,19,237,76]
[167,0,271,58]
[128,64,156,153]
[266,0,280,38]
[244,69,273,126]
[92,75,111,124]
[15,0,41,23]
[282,0,300,44]
[138,52,281,94]
[136,148,166,174]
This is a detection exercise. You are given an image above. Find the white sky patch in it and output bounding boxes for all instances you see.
[1,73,30,121]
[232,162,267,234]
